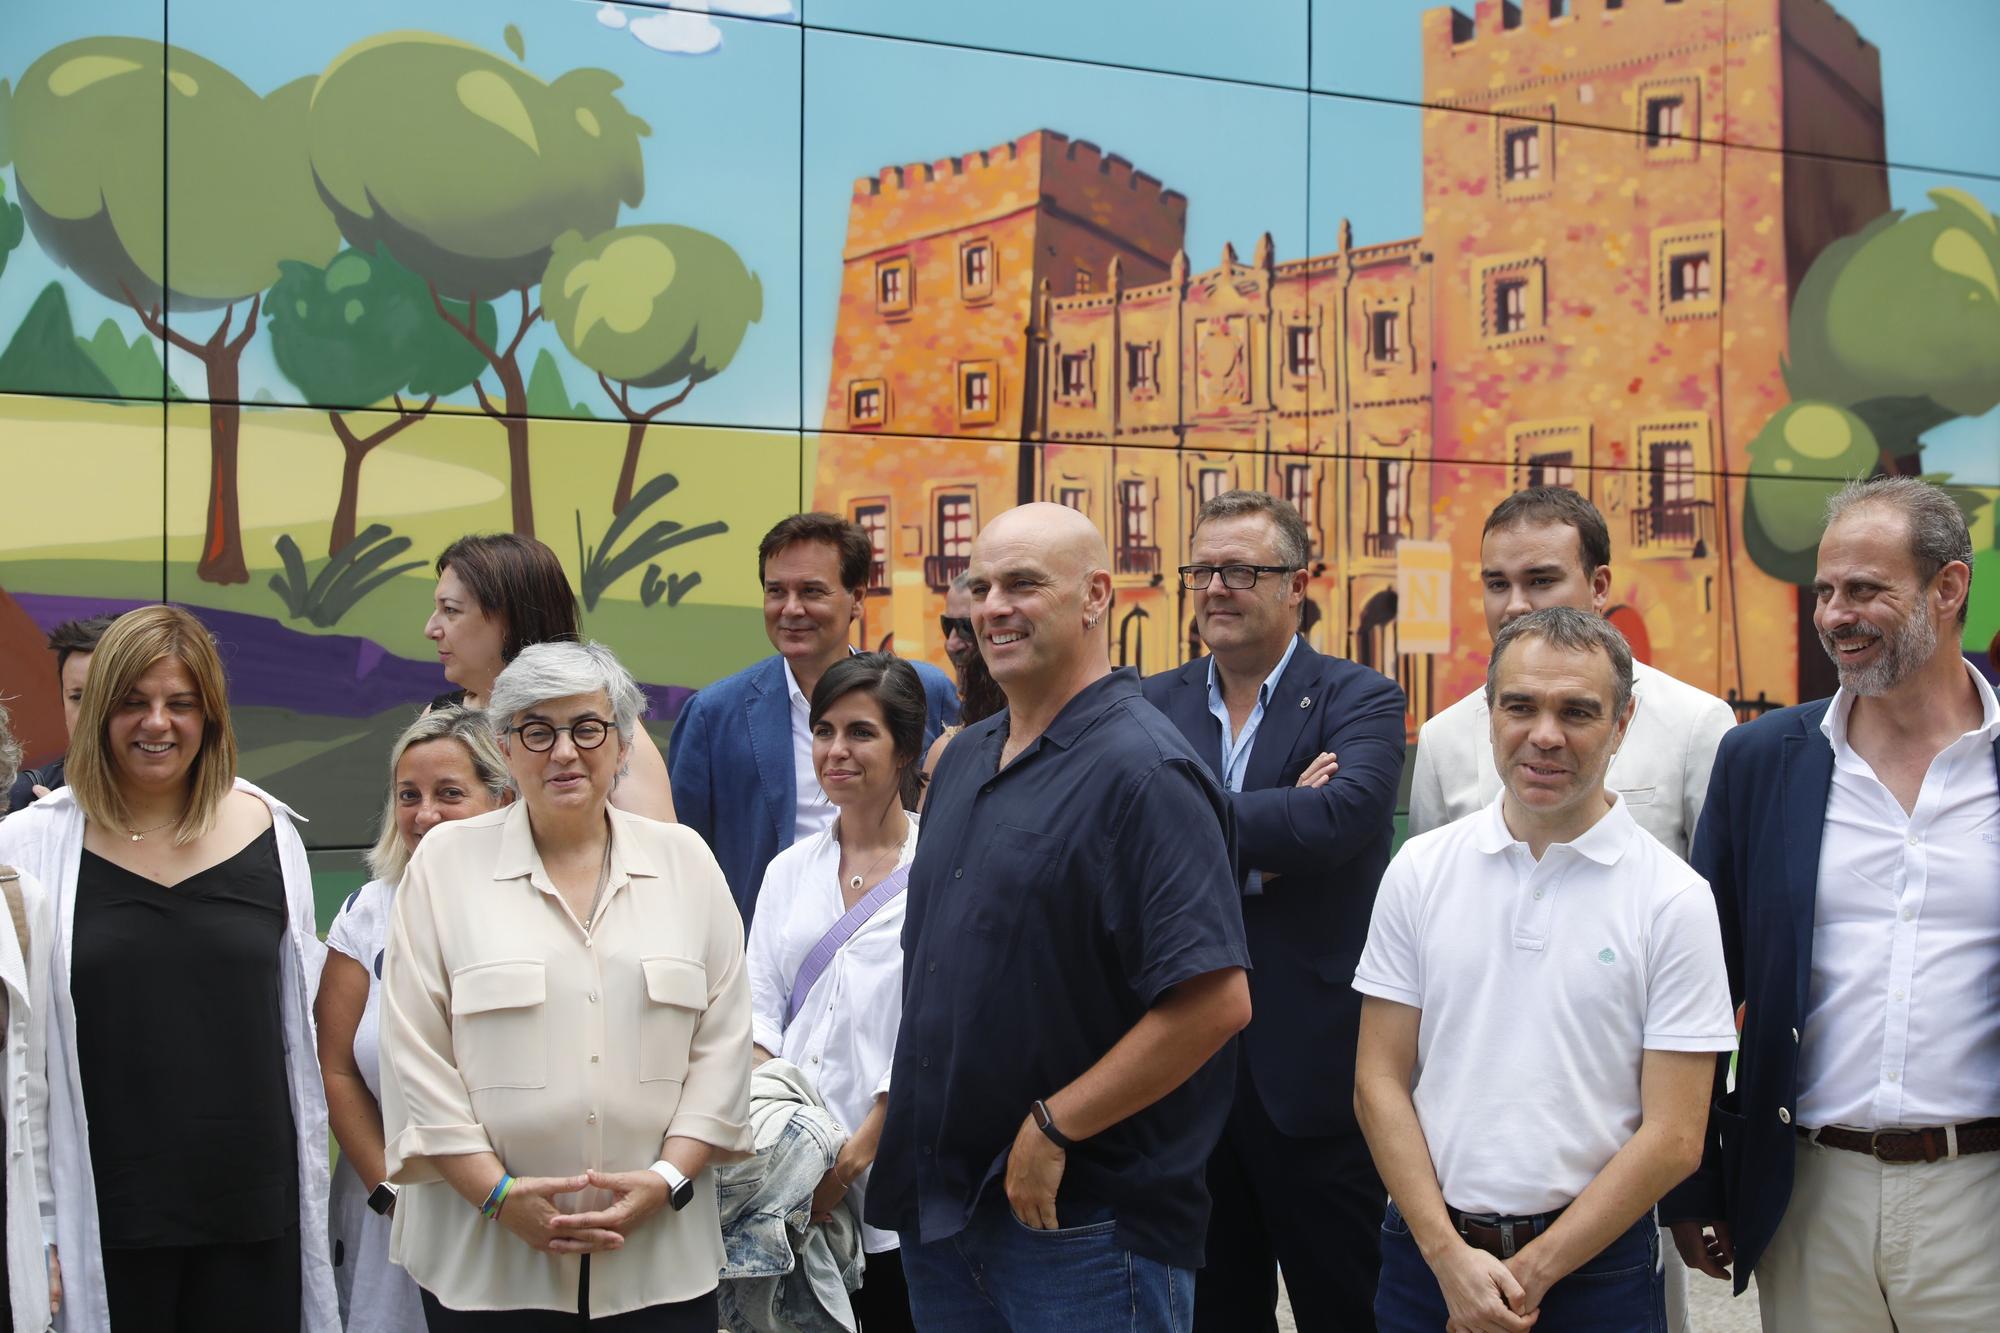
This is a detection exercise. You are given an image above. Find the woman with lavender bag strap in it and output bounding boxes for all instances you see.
[744,654,927,1333]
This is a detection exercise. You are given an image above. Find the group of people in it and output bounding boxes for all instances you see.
[0,472,1988,1333]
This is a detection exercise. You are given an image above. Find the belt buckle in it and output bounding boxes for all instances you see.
[1498,1220,1519,1259]
[1869,1128,1934,1163]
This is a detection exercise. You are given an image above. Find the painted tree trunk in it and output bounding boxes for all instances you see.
[495,353,535,537]
[196,353,248,585]
[614,417,649,515]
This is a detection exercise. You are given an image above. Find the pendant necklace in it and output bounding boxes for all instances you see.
[124,817,178,843]
[842,816,903,892]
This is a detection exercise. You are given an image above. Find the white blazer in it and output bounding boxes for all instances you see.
[0,781,338,1333]
[1407,658,1738,860]
[0,866,54,1333]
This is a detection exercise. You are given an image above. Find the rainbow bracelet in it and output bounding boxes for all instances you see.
[479,1173,515,1221]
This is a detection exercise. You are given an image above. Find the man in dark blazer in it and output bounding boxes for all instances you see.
[1663,477,2000,1331]
[667,513,957,924]
[1143,490,1407,1332]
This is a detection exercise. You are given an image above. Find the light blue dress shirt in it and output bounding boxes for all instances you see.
[1205,635,1301,895]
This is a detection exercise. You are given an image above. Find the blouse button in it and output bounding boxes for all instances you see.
[588,991,599,1003]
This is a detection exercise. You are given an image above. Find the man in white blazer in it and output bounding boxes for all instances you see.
[1406,486,1736,1333]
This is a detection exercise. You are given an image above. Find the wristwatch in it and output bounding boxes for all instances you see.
[1032,1098,1077,1152]
[649,1160,695,1212]
[367,1182,399,1216]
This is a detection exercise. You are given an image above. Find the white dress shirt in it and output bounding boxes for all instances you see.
[1408,658,1737,860]
[788,664,838,843]
[382,803,753,1317]
[746,813,919,1254]
[1797,662,2000,1132]
[1354,794,1737,1216]
[1205,637,1300,896]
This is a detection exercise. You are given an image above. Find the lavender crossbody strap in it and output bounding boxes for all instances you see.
[786,862,912,1026]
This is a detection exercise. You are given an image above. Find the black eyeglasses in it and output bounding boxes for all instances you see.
[1178,564,1297,591]
[939,615,975,641]
[509,719,612,752]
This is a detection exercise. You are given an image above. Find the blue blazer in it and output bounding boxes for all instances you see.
[667,653,958,924]
[1660,696,2000,1293]
[1142,638,1407,1137]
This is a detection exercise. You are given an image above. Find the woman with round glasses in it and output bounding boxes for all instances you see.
[425,533,676,822]
[381,640,752,1331]
[319,708,511,1333]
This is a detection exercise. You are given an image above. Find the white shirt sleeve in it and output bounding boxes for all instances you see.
[744,860,792,1058]
[324,881,376,965]
[1406,721,1447,839]
[1642,878,1738,1052]
[1353,851,1423,1008]
[1680,694,1737,851]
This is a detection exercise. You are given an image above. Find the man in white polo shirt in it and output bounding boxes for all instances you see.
[1354,606,1735,1333]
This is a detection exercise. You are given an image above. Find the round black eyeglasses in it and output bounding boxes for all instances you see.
[509,720,612,752]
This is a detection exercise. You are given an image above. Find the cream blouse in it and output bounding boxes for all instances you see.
[380,802,753,1316]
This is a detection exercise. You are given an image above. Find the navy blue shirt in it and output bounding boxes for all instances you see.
[866,669,1250,1270]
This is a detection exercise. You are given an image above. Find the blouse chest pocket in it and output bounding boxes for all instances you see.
[639,955,709,1084]
[451,959,548,1091]
[964,825,1069,938]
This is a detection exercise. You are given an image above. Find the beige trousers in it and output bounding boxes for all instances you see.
[1756,1136,2000,1333]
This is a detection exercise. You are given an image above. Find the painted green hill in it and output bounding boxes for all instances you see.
[0,283,117,397]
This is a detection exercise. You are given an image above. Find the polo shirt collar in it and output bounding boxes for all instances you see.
[1473,789,1637,866]
[492,799,658,895]
[1030,667,1142,753]
[1820,658,2000,757]
[1203,634,1301,714]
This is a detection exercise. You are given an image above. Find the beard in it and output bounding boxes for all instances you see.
[1819,605,1937,697]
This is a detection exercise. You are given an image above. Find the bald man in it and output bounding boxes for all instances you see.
[868,504,1253,1331]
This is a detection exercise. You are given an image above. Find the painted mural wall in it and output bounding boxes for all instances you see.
[1,0,1995,919]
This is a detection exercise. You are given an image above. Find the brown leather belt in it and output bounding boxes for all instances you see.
[1801,1117,2000,1163]
[1446,1204,1566,1260]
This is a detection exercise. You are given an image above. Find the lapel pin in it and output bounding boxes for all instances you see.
[1299,696,1312,709]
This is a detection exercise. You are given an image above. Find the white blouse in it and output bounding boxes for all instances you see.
[746,813,917,1255]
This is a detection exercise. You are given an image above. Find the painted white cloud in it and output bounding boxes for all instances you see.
[595,4,629,29]
[709,0,795,15]
[628,9,725,55]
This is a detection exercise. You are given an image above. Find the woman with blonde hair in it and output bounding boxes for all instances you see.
[320,707,511,1332]
[0,605,338,1333]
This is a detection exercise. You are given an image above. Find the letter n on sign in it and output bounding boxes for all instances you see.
[1395,541,1451,655]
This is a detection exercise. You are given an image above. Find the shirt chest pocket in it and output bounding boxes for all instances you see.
[639,955,709,1084]
[965,825,1069,938]
[451,959,548,1092]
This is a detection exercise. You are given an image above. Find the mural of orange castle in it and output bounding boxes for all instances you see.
[814,0,1891,737]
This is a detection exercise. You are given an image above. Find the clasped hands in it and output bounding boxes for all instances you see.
[496,1168,674,1254]
[1432,1237,1553,1333]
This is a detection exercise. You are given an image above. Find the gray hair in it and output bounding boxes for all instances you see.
[1485,606,1635,718]
[949,571,974,594]
[1826,476,1975,625]
[488,640,648,742]
[0,699,22,813]
[1193,489,1311,571]
[367,707,512,882]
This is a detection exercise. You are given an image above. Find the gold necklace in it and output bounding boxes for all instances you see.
[124,817,178,843]
[840,815,905,892]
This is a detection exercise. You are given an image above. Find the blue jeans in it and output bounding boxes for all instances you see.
[900,1199,1194,1332]
[1375,1202,1665,1333]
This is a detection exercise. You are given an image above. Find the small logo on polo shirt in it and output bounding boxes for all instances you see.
[1597,948,1617,964]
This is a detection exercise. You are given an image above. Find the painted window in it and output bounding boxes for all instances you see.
[1526,451,1576,491]
[848,379,886,428]
[957,360,999,425]
[1286,323,1319,377]
[875,257,912,315]
[1115,478,1158,574]
[1058,485,1089,514]
[853,503,889,591]
[1197,466,1227,507]
[1370,310,1402,361]
[1058,349,1094,402]
[959,239,994,301]
[1669,252,1713,304]
[1125,342,1158,394]
[1495,280,1529,335]
[927,492,975,587]
[1646,95,1686,147]
[1504,127,1541,182]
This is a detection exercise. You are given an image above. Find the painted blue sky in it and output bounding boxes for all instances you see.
[2,0,1993,477]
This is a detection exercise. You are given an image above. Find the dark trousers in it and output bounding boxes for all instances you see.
[853,1246,915,1333]
[1376,1203,1665,1333]
[102,1230,301,1333]
[420,1258,718,1331]
[1194,1069,1384,1333]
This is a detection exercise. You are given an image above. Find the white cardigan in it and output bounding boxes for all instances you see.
[0,781,339,1333]
[0,866,54,1333]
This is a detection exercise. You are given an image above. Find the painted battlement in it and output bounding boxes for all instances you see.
[1422,0,1732,105]
[850,130,1186,208]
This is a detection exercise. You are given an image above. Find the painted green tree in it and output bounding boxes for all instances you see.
[2,38,340,583]
[307,29,649,537]
[0,181,24,284]
[266,247,496,554]
[1744,188,1999,586]
[542,225,763,514]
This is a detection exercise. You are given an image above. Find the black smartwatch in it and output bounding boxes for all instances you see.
[367,1182,399,1216]
[649,1160,695,1212]
[1032,1098,1077,1152]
